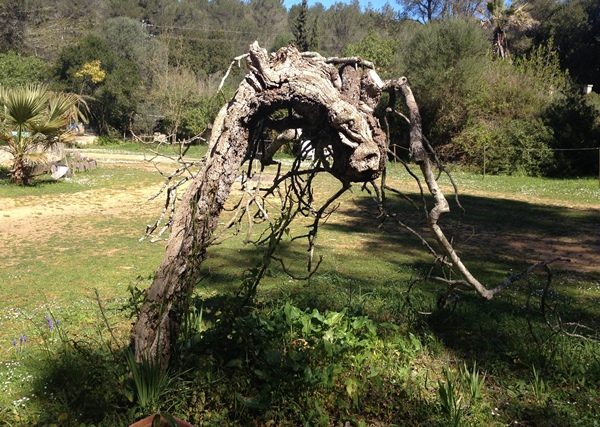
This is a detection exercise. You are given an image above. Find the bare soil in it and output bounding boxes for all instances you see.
[0,154,168,259]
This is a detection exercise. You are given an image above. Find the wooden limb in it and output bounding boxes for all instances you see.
[398,81,495,299]
[307,183,350,270]
[489,257,570,298]
[301,52,375,69]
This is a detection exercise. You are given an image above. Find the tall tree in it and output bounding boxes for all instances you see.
[479,0,537,59]
[321,1,365,54]
[530,0,600,89]
[292,0,311,51]
[402,19,489,147]
[397,0,445,21]
[53,35,142,135]
[250,0,288,49]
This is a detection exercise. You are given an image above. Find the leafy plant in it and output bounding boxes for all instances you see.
[459,361,486,404]
[0,84,84,184]
[531,365,547,401]
[125,349,172,416]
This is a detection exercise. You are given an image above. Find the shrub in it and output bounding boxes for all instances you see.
[401,19,489,148]
[454,118,554,176]
[543,90,600,177]
[96,135,123,146]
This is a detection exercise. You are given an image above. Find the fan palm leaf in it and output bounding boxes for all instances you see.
[0,84,85,184]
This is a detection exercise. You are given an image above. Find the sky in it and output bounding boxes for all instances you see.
[282,0,401,13]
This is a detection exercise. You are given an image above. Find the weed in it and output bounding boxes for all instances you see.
[459,361,486,404]
[531,365,547,401]
[125,349,173,417]
[438,366,464,427]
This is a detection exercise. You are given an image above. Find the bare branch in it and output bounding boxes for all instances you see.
[490,257,570,297]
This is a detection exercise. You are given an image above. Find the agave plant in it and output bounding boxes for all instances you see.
[0,84,85,184]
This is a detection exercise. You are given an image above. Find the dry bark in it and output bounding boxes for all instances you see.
[132,43,389,363]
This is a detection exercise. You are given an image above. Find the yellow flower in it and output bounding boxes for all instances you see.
[74,60,106,83]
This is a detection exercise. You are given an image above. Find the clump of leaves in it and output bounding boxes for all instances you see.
[180,301,426,425]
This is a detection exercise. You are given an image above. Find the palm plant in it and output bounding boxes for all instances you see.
[0,84,84,185]
[480,0,537,60]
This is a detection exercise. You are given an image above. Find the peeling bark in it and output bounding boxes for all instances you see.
[132,43,389,363]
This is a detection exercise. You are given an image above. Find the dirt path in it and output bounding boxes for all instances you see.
[1,152,598,277]
[0,153,168,251]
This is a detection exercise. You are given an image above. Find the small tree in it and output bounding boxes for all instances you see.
[292,0,311,52]
[344,29,398,75]
[0,84,83,185]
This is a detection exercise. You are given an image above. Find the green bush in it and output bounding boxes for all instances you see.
[543,90,600,177]
[401,18,489,148]
[178,96,221,140]
[455,118,554,176]
[449,40,570,176]
[0,52,49,87]
[96,135,124,146]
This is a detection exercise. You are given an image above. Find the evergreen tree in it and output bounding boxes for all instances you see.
[292,0,310,52]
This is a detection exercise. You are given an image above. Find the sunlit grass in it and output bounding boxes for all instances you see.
[75,140,209,159]
[0,156,599,426]
[385,162,600,206]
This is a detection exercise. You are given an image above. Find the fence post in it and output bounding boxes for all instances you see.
[483,144,486,180]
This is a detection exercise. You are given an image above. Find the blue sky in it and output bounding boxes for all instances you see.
[282,0,401,13]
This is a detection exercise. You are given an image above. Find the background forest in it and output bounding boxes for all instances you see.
[0,0,599,177]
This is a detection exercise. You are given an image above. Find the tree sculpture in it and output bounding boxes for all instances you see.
[132,42,566,365]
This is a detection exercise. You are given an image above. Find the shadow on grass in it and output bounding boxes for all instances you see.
[194,187,600,425]
[25,341,131,426]
[327,191,600,276]
[21,187,599,426]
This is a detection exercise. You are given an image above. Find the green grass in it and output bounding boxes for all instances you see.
[75,139,209,158]
[0,158,599,426]
[0,163,167,198]
[385,162,600,206]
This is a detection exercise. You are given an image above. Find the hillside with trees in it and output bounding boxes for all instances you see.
[1,0,599,176]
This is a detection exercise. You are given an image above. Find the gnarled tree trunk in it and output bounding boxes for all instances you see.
[132,43,389,364]
[133,42,570,365]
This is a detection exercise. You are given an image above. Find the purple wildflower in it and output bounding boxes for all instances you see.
[45,315,54,330]
[13,339,17,346]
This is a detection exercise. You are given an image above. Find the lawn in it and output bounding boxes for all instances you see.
[0,151,599,426]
